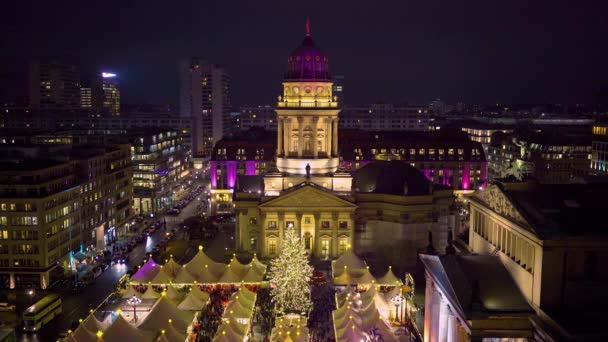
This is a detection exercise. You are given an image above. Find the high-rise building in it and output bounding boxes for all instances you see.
[80,79,92,108]
[239,105,277,131]
[28,59,81,110]
[180,58,231,158]
[92,72,120,115]
[332,75,344,104]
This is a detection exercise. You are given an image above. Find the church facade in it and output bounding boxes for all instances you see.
[233,22,457,266]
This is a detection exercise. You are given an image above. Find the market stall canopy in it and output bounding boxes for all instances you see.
[82,314,111,334]
[104,314,153,342]
[141,286,161,300]
[155,320,187,342]
[164,285,184,302]
[131,258,161,283]
[122,285,140,298]
[178,290,209,311]
[163,257,182,277]
[71,325,97,342]
[377,267,403,286]
[331,249,366,276]
[184,247,226,280]
[137,296,194,333]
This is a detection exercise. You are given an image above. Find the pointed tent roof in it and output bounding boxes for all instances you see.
[224,295,254,320]
[184,247,226,279]
[333,270,356,286]
[377,267,402,286]
[141,286,161,300]
[131,258,161,283]
[219,267,243,284]
[151,267,174,284]
[178,290,209,311]
[189,286,210,303]
[174,267,196,284]
[163,257,182,277]
[122,285,140,298]
[137,296,194,333]
[82,314,110,334]
[227,257,249,278]
[156,320,187,342]
[332,249,366,276]
[104,313,151,342]
[63,334,78,342]
[212,322,245,342]
[235,286,256,307]
[242,266,265,283]
[352,267,376,285]
[195,265,219,284]
[249,254,267,274]
[164,286,184,302]
[71,325,97,342]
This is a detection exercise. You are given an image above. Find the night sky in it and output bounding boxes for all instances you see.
[2,0,608,108]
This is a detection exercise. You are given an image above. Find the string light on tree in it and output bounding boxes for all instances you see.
[268,224,313,315]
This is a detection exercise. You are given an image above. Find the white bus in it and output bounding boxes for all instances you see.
[22,293,62,332]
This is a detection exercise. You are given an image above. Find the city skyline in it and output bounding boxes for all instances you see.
[2,0,608,108]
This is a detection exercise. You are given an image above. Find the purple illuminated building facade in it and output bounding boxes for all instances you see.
[210,128,486,194]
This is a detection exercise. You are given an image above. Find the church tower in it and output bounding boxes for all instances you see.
[275,18,340,175]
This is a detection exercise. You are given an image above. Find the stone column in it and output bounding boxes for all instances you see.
[298,117,304,157]
[312,117,319,158]
[277,117,283,157]
[325,118,331,156]
[284,118,290,155]
[438,295,449,342]
[430,284,441,342]
[447,306,457,342]
[332,118,338,156]
[424,273,433,342]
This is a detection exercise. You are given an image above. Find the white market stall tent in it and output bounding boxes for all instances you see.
[129,247,267,286]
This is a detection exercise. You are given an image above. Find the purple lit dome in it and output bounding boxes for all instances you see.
[285,18,331,81]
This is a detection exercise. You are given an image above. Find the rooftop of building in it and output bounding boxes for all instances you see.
[353,160,432,196]
[484,180,608,237]
[420,254,533,318]
[0,159,68,172]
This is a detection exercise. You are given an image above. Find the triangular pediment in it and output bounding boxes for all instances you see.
[260,184,356,209]
[472,184,529,227]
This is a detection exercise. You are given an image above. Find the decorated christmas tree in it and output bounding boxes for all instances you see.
[268,226,314,315]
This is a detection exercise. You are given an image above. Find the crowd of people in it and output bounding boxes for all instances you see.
[252,288,275,339]
[308,283,336,342]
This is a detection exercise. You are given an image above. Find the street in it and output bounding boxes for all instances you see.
[13,175,210,342]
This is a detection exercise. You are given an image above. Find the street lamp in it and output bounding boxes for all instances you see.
[27,289,34,306]
[390,293,403,325]
[126,295,142,322]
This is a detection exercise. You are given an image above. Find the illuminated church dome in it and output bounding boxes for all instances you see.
[285,18,331,81]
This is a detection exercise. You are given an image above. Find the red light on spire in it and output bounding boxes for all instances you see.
[305,17,311,37]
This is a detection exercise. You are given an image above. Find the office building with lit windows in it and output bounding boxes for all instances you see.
[591,124,608,174]
[239,105,277,131]
[0,140,134,289]
[28,59,81,110]
[180,58,232,159]
[339,104,432,131]
[129,128,189,214]
[92,72,121,115]
[0,159,80,289]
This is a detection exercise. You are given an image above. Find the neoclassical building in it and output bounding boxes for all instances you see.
[468,181,608,341]
[233,23,457,266]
